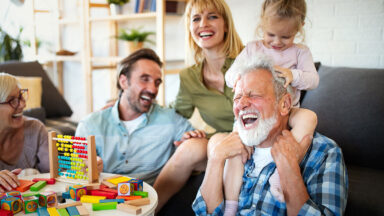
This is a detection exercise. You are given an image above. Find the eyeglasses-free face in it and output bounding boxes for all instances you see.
[0,89,29,109]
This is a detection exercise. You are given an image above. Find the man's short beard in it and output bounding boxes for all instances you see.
[235,112,277,147]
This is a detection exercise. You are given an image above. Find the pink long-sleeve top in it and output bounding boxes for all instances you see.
[225,40,319,107]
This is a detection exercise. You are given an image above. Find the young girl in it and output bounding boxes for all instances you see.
[223,0,319,213]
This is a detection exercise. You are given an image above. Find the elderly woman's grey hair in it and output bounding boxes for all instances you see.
[233,53,293,101]
[0,72,20,103]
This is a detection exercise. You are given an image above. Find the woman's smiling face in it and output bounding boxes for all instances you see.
[189,7,227,51]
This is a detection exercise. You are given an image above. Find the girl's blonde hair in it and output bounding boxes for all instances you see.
[257,0,307,41]
[0,72,19,103]
[184,0,244,64]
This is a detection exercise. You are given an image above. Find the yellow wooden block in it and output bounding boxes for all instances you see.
[80,195,106,203]
[47,207,60,216]
[107,176,131,185]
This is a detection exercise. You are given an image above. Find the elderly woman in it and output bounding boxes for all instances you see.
[0,72,49,192]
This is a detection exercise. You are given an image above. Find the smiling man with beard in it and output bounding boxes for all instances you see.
[193,54,348,216]
[76,49,206,189]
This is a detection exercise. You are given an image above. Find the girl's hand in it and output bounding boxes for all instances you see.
[0,169,21,193]
[174,130,206,146]
[274,66,293,88]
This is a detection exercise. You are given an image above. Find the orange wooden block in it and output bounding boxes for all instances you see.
[116,196,142,201]
[14,179,35,192]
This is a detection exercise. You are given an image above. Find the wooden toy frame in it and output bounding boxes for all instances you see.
[48,131,99,184]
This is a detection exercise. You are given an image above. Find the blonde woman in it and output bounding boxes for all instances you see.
[0,72,49,192]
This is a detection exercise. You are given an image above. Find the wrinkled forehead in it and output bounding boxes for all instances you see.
[234,69,275,96]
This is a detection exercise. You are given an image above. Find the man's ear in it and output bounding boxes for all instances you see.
[278,94,292,116]
[119,74,129,89]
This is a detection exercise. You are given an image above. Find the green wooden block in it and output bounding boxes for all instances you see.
[133,190,148,198]
[30,181,47,191]
[22,192,40,197]
[57,208,70,216]
[92,202,117,211]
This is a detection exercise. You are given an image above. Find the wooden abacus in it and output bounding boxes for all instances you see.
[48,132,99,184]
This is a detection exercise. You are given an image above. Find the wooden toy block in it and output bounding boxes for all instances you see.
[22,192,39,197]
[125,197,150,206]
[92,202,117,211]
[14,179,35,192]
[102,175,123,181]
[107,176,131,185]
[37,207,50,216]
[88,190,116,199]
[56,201,82,209]
[99,198,125,204]
[0,209,13,216]
[99,185,118,195]
[66,206,79,216]
[69,185,87,201]
[32,178,56,185]
[47,207,60,216]
[30,181,47,191]
[133,191,148,198]
[76,205,89,216]
[80,195,106,203]
[116,195,142,201]
[1,197,22,214]
[39,191,58,208]
[84,183,100,190]
[117,203,142,215]
[118,182,134,196]
[57,208,70,216]
[62,191,70,199]
[22,195,39,214]
[127,179,143,191]
[5,191,21,199]
[101,180,117,189]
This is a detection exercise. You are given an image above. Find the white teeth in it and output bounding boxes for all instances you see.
[141,95,151,101]
[199,32,213,37]
[13,112,23,117]
[242,114,258,120]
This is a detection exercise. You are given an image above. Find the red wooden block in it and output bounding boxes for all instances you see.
[14,180,35,192]
[116,196,142,201]
[88,190,116,199]
[0,209,13,216]
[32,178,56,184]
[99,187,118,196]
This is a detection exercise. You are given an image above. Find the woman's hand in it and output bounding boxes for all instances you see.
[274,66,293,88]
[174,129,206,146]
[97,156,104,174]
[0,169,21,193]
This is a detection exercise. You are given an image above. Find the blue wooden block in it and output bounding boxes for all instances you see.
[99,198,125,204]
[66,206,80,216]
[62,191,70,199]
[37,207,50,216]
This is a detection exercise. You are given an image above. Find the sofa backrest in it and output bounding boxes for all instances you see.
[0,61,73,118]
[301,65,384,170]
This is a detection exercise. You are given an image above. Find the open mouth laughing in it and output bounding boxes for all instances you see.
[239,110,259,130]
[199,31,214,39]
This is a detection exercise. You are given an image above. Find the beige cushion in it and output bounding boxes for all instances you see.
[16,76,42,109]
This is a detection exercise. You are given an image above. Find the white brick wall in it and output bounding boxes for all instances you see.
[229,0,384,69]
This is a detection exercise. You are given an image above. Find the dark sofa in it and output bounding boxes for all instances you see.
[159,64,384,215]
[0,61,77,135]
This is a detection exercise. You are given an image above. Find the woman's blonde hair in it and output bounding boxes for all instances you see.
[0,72,19,103]
[257,0,307,42]
[184,0,244,64]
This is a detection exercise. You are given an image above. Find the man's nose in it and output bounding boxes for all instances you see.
[237,96,250,109]
[147,82,158,94]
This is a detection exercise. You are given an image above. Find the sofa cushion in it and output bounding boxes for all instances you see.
[301,65,384,170]
[23,107,46,124]
[0,61,72,118]
[16,76,42,109]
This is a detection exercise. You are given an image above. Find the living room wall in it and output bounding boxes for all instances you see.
[1,0,383,121]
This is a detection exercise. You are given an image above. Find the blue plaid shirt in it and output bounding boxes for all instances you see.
[193,132,348,216]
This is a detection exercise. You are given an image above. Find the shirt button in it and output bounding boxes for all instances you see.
[252,204,256,208]
[123,134,127,136]
[125,160,128,164]
[123,152,126,155]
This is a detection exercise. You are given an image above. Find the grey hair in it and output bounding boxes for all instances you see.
[235,53,293,101]
[0,72,20,103]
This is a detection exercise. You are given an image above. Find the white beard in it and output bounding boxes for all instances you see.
[235,111,277,147]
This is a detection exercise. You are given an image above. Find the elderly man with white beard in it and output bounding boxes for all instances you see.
[192,54,348,216]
